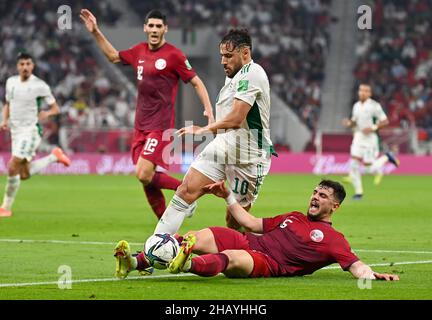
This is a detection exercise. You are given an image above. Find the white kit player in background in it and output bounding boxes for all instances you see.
[0,53,71,218]
[154,28,277,234]
[342,84,400,200]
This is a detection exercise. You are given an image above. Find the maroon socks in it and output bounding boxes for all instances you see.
[190,253,229,277]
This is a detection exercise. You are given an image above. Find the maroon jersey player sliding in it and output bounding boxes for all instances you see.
[166,179,399,281]
[80,9,214,219]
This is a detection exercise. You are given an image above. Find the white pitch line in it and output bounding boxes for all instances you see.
[322,260,432,270]
[0,260,431,289]
[1,239,432,255]
[354,249,432,254]
[0,273,197,288]
[0,239,142,246]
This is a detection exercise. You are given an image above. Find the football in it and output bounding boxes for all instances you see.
[145,233,180,269]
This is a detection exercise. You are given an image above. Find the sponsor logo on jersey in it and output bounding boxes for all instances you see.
[138,59,145,64]
[155,58,167,70]
[310,229,324,242]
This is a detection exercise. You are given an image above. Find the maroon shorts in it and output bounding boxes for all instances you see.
[209,227,279,278]
[131,130,171,169]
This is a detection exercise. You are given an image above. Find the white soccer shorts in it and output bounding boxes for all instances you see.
[11,129,42,161]
[350,142,379,164]
[190,140,271,207]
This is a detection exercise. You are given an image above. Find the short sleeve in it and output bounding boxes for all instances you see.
[262,212,295,233]
[39,81,56,105]
[5,79,11,102]
[234,66,263,107]
[331,237,359,271]
[375,103,388,122]
[173,50,196,83]
[119,43,141,66]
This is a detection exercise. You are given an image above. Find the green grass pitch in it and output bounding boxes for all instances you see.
[0,174,431,300]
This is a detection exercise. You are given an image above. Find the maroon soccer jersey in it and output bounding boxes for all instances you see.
[246,212,359,276]
[119,42,196,130]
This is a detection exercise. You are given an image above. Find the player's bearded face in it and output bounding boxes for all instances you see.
[144,18,167,48]
[17,59,34,79]
[220,43,243,78]
[307,187,338,220]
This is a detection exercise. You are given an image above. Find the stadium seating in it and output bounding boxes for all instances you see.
[127,0,333,130]
[353,0,432,145]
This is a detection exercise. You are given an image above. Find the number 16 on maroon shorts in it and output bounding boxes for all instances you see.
[131,130,171,169]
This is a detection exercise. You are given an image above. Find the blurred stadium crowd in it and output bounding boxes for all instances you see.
[353,0,432,143]
[1,0,432,153]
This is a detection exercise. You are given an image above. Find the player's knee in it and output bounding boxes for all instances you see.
[7,160,21,176]
[175,182,198,203]
[135,168,154,185]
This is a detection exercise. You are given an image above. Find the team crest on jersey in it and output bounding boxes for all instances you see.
[310,229,324,242]
[155,58,167,70]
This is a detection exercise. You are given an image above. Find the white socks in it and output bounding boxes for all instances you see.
[154,194,196,235]
[29,154,57,175]
[1,175,21,211]
[349,159,363,195]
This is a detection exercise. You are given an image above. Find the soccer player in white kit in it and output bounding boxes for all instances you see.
[342,84,400,200]
[113,29,277,279]
[0,53,71,217]
[155,29,276,234]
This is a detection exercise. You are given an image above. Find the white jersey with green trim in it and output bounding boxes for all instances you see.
[350,98,387,147]
[5,74,55,133]
[214,60,274,163]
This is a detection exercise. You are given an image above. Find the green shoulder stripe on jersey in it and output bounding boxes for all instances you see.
[240,63,251,74]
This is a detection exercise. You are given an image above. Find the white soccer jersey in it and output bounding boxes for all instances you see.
[214,60,275,163]
[351,98,387,147]
[5,74,55,133]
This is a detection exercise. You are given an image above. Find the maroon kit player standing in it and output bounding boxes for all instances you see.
[80,9,214,219]
[165,179,400,281]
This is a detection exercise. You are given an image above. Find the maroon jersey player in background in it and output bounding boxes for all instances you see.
[165,179,400,281]
[80,9,214,219]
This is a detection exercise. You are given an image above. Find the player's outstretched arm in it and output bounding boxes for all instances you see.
[204,181,264,233]
[189,76,215,125]
[348,260,400,281]
[1,103,9,130]
[79,9,120,64]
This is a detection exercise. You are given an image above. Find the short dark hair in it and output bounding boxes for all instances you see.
[318,180,346,204]
[16,52,33,62]
[220,29,252,52]
[145,10,167,25]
